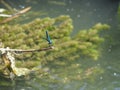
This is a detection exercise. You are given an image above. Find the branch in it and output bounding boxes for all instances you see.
[0,46,54,54]
[0,7,31,24]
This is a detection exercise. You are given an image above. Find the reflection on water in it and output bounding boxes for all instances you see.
[0,0,120,90]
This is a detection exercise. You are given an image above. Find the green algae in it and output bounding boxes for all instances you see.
[0,15,110,69]
[0,14,111,90]
[0,15,110,83]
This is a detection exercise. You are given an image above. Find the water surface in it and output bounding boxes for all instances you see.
[0,0,120,90]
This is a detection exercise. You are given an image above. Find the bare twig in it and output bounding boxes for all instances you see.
[0,46,54,54]
[0,7,31,24]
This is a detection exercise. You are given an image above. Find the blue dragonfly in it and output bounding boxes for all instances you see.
[45,30,52,45]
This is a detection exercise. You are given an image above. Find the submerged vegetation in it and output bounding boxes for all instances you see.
[0,15,110,82]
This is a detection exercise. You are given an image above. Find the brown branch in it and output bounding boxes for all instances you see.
[0,46,54,54]
[14,46,54,53]
[0,7,31,24]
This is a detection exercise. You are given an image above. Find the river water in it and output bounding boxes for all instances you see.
[0,0,120,90]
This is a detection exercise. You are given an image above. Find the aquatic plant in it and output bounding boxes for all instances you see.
[0,15,109,69]
[118,4,120,28]
[118,4,120,17]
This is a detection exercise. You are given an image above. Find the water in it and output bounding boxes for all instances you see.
[0,0,120,90]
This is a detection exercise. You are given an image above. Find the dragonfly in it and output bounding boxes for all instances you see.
[45,30,52,45]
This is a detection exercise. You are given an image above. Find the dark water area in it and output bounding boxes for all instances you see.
[0,0,120,90]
